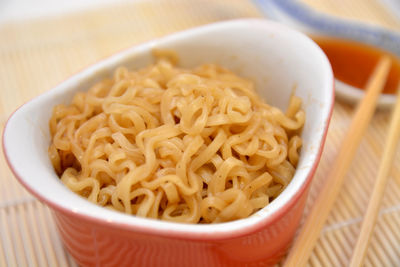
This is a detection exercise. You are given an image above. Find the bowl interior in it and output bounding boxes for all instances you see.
[3,19,334,236]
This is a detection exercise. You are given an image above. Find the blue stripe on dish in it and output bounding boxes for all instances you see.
[253,0,400,57]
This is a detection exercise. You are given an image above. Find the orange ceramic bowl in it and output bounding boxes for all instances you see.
[3,19,334,266]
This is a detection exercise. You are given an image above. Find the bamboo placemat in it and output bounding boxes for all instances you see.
[1,0,400,266]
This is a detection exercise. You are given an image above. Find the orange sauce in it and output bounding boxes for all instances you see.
[312,37,400,94]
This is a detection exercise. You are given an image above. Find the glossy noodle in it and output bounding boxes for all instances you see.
[48,56,305,223]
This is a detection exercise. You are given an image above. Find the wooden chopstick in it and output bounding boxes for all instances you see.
[349,86,400,267]
[283,56,392,267]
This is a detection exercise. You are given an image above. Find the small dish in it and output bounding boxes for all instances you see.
[3,19,334,266]
[253,0,400,108]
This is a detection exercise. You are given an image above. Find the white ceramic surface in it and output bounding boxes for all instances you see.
[3,19,334,236]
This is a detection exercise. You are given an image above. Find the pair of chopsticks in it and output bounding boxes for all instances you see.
[349,67,400,264]
[284,56,400,267]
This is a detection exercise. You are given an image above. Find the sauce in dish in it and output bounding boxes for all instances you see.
[313,37,400,94]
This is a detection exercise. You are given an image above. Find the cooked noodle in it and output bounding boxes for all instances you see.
[48,56,305,223]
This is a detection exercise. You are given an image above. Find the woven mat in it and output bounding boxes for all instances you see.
[1,1,400,266]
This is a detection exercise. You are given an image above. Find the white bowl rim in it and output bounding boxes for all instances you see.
[335,79,396,108]
[2,18,335,239]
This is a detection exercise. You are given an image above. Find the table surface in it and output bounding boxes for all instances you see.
[1,0,400,266]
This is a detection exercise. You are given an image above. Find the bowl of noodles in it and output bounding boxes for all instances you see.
[3,19,334,266]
